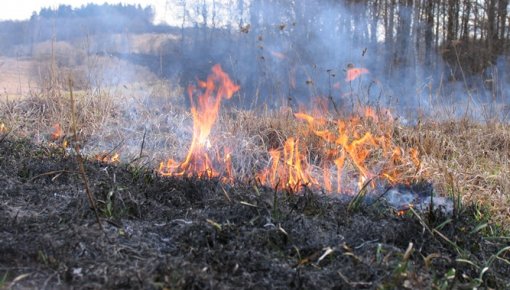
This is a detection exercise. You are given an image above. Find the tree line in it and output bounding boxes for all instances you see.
[1,1,507,105]
[168,0,509,106]
[0,3,158,55]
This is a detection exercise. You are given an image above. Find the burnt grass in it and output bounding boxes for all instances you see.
[1,138,509,289]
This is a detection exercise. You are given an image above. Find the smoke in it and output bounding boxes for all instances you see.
[1,1,508,121]
[170,0,412,112]
[167,0,509,122]
[232,1,426,111]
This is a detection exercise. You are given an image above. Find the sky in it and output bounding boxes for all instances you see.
[0,0,170,23]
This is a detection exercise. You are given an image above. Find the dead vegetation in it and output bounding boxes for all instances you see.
[1,72,509,229]
[400,120,510,227]
[0,136,509,289]
[0,58,509,289]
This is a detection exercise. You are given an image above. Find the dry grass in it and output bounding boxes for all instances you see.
[0,56,37,98]
[0,89,116,142]
[232,112,510,228]
[216,107,302,178]
[1,69,509,229]
[83,80,189,164]
[400,120,510,227]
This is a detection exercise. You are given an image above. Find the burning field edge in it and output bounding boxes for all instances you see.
[0,137,509,289]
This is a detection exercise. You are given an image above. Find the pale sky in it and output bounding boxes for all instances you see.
[0,0,170,23]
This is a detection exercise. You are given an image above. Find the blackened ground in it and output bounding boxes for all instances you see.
[0,138,509,289]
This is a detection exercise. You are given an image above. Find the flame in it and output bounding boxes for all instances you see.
[222,147,233,183]
[333,153,346,193]
[397,204,414,217]
[159,64,240,178]
[363,106,378,122]
[258,107,420,194]
[257,137,319,191]
[95,152,120,164]
[0,122,6,134]
[154,65,419,195]
[409,148,421,169]
[346,67,369,82]
[51,123,63,140]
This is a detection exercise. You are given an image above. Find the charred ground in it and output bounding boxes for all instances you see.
[1,137,509,289]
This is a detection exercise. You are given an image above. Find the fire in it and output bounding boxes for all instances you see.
[0,122,6,134]
[346,67,369,82]
[158,64,240,178]
[363,106,378,122]
[95,152,120,164]
[51,123,63,140]
[258,107,420,194]
[257,138,319,191]
[397,204,414,217]
[155,64,420,196]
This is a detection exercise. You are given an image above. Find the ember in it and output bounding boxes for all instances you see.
[50,123,63,141]
[95,152,120,164]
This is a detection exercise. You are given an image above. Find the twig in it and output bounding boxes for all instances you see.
[28,170,70,183]
[219,184,232,203]
[7,273,31,289]
[0,129,12,144]
[106,139,124,158]
[139,128,147,159]
[337,270,372,288]
[327,69,340,115]
[329,95,340,115]
[69,77,103,231]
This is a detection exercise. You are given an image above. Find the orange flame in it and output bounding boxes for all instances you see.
[257,137,318,191]
[159,64,240,178]
[363,106,378,122]
[258,107,420,194]
[346,67,369,82]
[0,123,6,134]
[95,152,120,164]
[397,204,414,217]
[409,148,421,169]
[51,124,63,140]
[222,147,234,183]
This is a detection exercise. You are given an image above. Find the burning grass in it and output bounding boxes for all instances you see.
[0,64,509,288]
[0,67,509,228]
[152,66,422,202]
[0,137,509,289]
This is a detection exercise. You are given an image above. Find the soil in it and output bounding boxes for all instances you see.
[1,138,509,289]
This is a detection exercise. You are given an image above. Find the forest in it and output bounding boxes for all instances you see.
[165,0,510,111]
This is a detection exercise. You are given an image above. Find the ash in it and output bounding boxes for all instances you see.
[372,183,454,214]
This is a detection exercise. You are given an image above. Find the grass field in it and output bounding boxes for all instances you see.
[1,68,509,229]
[0,57,509,288]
